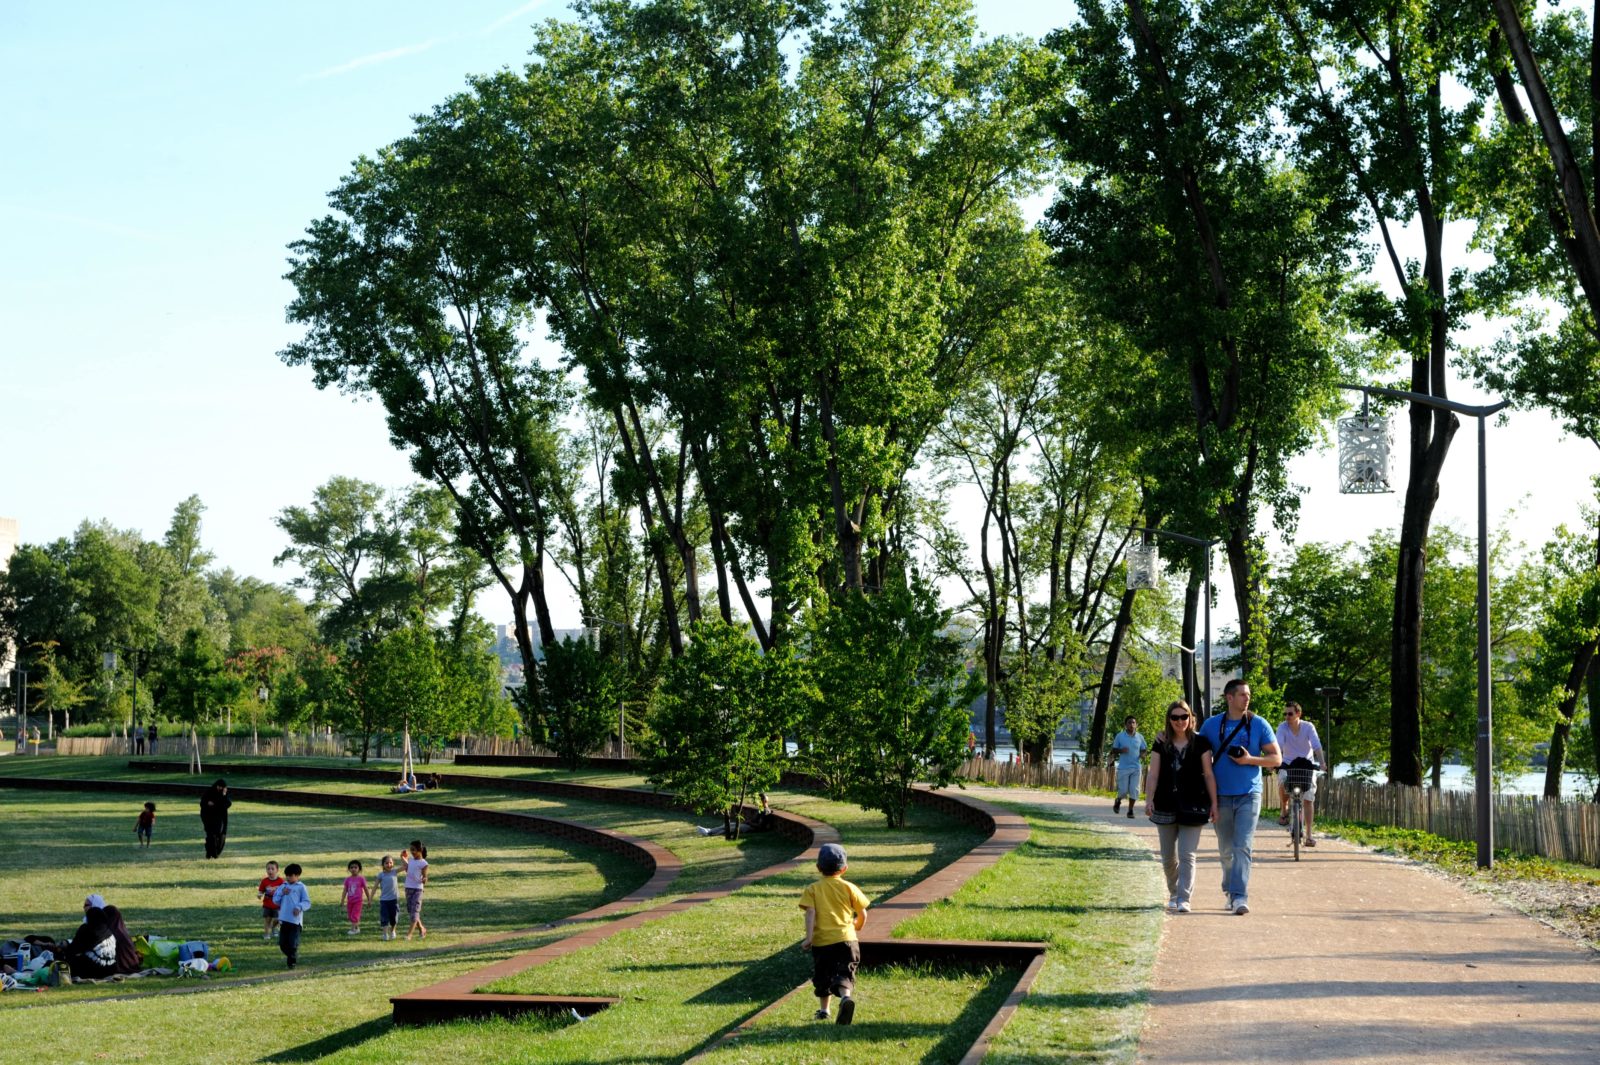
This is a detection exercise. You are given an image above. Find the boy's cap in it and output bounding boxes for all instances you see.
[85,893,106,909]
[817,843,847,872]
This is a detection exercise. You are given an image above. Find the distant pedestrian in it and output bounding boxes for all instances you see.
[1196,680,1280,915]
[133,724,146,755]
[271,864,311,969]
[134,802,156,848]
[1110,716,1147,818]
[399,840,429,940]
[1144,701,1217,913]
[200,779,231,859]
[148,723,159,754]
[799,842,867,1025]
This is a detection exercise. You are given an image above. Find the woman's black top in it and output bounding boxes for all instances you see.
[1151,734,1213,813]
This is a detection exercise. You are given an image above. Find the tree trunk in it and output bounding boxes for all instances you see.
[1544,638,1598,798]
[1089,588,1138,764]
[1223,527,1257,678]
[1588,654,1600,803]
[1429,748,1443,791]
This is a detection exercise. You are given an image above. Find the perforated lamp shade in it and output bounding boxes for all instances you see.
[1337,412,1393,494]
[1126,543,1161,590]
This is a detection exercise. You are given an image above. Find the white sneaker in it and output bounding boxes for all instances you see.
[1165,897,1179,912]
[1177,900,1192,913]
[1233,899,1250,915]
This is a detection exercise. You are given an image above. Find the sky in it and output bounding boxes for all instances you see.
[2,0,1595,638]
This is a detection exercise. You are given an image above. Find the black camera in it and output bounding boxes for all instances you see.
[1228,745,1248,758]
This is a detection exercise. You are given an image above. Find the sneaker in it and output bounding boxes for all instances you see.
[1177,900,1192,913]
[1234,899,1250,915]
[813,1008,830,1021]
[346,928,360,935]
[1165,897,1178,912]
[1127,809,1134,819]
[1113,798,1122,813]
[262,933,271,942]
[836,996,855,1025]
[1304,836,1317,847]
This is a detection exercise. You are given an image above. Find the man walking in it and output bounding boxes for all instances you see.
[1110,715,1147,819]
[1196,680,1279,914]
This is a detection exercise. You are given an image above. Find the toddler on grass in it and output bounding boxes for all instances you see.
[134,802,156,848]
[376,855,400,941]
[798,842,868,1025]
[271,864,311,970]
[257,861,285,941]
[343,860,371,935]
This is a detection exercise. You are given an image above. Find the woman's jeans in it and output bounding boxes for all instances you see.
[1156,822,1203,902]
[1214,792,1262,903]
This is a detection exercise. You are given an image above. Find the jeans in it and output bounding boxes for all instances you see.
[1214,791,1261,903]
[278,921,302,967]
[1156,822,1203,903]
[1116,767,1141,799]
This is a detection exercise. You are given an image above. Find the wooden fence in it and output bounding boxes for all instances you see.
[960,758,1600,866]
[55,733,351,759]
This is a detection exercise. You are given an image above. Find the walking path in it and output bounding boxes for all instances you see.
[983,787,1600,1065]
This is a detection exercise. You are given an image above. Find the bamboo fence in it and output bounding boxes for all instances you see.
[56,733,350,759]
[957,755,1119,794]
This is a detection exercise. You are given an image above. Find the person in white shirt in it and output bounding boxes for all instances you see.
[1275,702,1326,846]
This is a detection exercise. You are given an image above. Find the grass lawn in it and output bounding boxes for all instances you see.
[0,787,640,1008]
[1,759,1165,1063]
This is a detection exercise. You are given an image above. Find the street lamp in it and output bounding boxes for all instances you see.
[1315,686,1341,779]
[1132,527,1223,720]
[1337,382,1508,869]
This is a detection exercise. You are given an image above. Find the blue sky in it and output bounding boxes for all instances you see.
[2,0,1594,634]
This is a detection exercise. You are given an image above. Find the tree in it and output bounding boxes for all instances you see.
[529,637,619,769]
[644,620,793,837]
[28,640,88,735]
[1047,0,1362,685]
[351,618,444,763]
[801,578,976,828]
[1113,656,1184,744]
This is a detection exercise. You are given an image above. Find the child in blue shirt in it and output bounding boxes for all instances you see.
[272,864,312,969]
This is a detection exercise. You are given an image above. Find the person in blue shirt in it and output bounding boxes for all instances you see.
[272,864,312,969]
[1196,680,1280,915]
[1109,716,1147,818]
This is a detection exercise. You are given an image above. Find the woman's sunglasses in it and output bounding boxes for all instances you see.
[1168,714,1190,721]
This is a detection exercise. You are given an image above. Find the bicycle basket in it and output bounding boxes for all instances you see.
[1284,764,1317,792]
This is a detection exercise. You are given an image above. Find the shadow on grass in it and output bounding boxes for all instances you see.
[257,1016,392,1062]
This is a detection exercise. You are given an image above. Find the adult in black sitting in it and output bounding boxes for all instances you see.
[62,895,141,979]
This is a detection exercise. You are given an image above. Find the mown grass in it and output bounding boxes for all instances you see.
[0,787,638,1009]
[894,801,1164,1064]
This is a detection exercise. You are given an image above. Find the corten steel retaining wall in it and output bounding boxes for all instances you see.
[124,761,815,850]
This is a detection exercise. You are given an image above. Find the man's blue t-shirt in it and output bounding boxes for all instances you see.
[1110,730,1146,771]
[1197,713,1276,796]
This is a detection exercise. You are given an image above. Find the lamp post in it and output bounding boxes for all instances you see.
[1315,686,1341,779]
[1133,527,1222,720]
[1337,383,1508,869]
[11,667,27,754]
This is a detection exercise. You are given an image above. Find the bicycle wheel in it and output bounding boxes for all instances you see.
[1291,792,1302,862]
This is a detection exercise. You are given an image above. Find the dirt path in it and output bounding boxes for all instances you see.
[983,787,1600,1065]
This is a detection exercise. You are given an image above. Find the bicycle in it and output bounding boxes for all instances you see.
[1282,762,1318,861]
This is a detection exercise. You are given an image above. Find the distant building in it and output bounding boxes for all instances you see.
[0,517,16,676]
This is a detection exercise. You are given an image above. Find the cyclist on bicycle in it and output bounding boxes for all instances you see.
[1275,702,1325,846]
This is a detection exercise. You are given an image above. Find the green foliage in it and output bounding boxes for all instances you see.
[531,637,621,769]
[644,620,793,833]
[1002,648,1086,761]
[1112,657,1183,742]
[801,579,978,828]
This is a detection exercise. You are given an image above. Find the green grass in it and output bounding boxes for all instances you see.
[894,801,1164,1064]
[694,963,1016,1064]
[0,788,639,1008]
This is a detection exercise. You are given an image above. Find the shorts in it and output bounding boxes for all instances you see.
[810,940,860,998]
[380,898,399,928]
[262,905,280,921]
[405,888,424,921]
[136,827,152,841]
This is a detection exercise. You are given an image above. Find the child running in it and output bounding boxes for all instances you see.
[257,861,286,941]
[134,802,156,848]
[376,855,400,941]
[342,860,370,935]
[271,863,311,969]
[798,842,868,1025]
[399,840,429,940]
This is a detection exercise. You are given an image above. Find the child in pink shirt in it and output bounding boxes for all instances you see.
[342,860,371,935]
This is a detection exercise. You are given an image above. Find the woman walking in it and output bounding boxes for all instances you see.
[1144,700,1218,913]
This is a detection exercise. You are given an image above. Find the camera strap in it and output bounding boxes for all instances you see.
[1216,712,1250,757]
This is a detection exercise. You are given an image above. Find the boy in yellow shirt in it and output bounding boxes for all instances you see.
[798,842,869,1024]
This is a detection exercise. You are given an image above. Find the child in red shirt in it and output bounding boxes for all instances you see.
[257,861,286,941]
[134,802,156,848]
